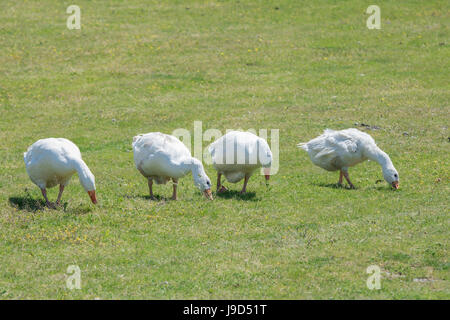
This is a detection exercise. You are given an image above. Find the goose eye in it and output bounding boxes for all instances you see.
[394,174,398,178]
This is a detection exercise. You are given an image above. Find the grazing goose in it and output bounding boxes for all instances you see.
[208,131,272,194]
[298,128,399,189]
[24,138,97,208]
[132,132,213,200]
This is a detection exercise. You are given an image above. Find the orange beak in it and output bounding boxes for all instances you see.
[264,168,270,186]
[88,190,97,204]
[392,181,399,190]
[203,189,213,200]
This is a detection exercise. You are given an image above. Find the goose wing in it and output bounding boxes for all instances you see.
[132,132,191,177]
[302,129,359,168]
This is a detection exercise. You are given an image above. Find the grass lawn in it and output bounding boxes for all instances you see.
[0,0,448,299]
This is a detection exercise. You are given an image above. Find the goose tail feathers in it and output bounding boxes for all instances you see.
[132,134,144,145]
[297,142,308,151]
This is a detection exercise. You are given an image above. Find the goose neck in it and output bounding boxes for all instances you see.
[366,146,392,169]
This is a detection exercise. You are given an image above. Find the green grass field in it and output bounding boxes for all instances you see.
[0,0,448,299]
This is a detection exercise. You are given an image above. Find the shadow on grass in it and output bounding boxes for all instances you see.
[9,195,91,214]
[125,194,169,201]
[317,182,398,192]
[126,194,212,203]
[9,195,45,212]
[316,183,354,189]
[215,190,258,201]
[126,191,259,201]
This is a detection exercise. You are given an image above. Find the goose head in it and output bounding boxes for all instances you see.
[263,167,271,185]
[76,160,97,204]
[190,158,213,200]
[366,146,399,190]
[259,139,273,186]
[382,166,399,190]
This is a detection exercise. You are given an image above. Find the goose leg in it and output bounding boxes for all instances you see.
[217,173,227,193]
[338,171,344,186]
[56,184,65,205]
[41,188,54,209]
[171,178,178,200]
[343,171,355,189]
[240,174,250,194]
[148,179,155,200]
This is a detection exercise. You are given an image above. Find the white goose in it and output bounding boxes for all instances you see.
[298,128,399,189]
[132,132,213,200]
[24,138,97,208]
[208,131,272,194]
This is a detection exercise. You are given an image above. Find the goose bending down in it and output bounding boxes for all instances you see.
[132,132,213,200]
[298,128,399,189]
[24,138,97,208]
[208,131,272,194]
